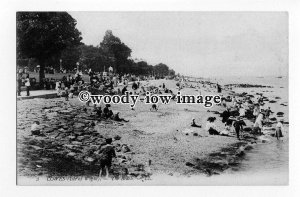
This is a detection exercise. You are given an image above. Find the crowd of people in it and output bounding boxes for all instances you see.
[202,88,283,140]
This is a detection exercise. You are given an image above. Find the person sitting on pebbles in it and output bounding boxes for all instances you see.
[220,121,231,136]
[103,104,113,119]
[95,106,102,118]
[191,118,201,128]
[221,107,231,123]
[205,117,219,135]
[30,121,41,136]
[113,112,129,122]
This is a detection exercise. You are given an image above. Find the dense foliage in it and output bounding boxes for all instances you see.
[17,13,176,79]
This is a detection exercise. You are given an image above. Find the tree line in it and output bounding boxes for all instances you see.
[17,12,176,82]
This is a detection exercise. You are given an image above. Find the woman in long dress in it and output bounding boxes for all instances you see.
[275,120,284,140]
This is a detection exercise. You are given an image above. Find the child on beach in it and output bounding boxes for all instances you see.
[25,76,30,96]
[64,87,69,101]
[253,113,264,134]
[221,107,231,123]
[265,107,273,122]
[191,118,201,128]
[98,138,116,178]
[220,122,231,136]
[69,85,74,98]
[30,121,41,135]
[55,80,61,97]
[206,117,219,135]
[239,104,246,117]
[113,112,129,122]
[275,120,284,140]
[233,117,246,140]
[253,105,260,119]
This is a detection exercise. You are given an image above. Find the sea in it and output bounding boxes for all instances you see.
[210,76,289,185]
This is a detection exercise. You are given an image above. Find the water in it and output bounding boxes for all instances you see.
[216,76,289,184]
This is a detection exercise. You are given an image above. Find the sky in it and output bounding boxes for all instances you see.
[69,12,288,77]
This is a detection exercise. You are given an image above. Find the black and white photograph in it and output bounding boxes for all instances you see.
[15,11,290,186]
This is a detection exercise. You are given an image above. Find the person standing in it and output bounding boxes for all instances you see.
[233,116,246,140]
[239,104,246,117]
[253,113,264,134]
[265,107,273,122]
[275,120,284,140]
[253,104,260,119]
[25,75,30,96]
[98,138,116,178]
[17,74,22,96]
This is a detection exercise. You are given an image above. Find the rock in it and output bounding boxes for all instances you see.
[114,135,121,140]
[193,133,198,136]
[235,150,244,157]
[277,112,284,116]
[185,162,195,167]
[67,152,76,157]
[68,136,76,140]
[29,145,43,151]
[117,155,127,160]
[84,157,95,163]
[243,127,252,132]
[204,169,212,176]
[121,145,131,153]
[63,144,77,149]
[129,171,143,177]
[74,123,85,129]
[44,128,54,133]
[60,110,72,114]
[244,144,253,151]
[28,139,39,145]
[77,136,85,141]
[31,130,41,135]
[182,128,194,134]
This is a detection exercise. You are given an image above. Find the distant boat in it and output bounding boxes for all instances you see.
[277,76,283,78]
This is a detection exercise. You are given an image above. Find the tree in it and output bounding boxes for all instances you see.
[154,63,169,77]
[61,45,81,71]
[79,45,111,72]
[99,30,132,73]
[169,69,176,76]
[17,12,82,82]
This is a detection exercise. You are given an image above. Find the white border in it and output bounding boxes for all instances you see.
[1,0,299,197]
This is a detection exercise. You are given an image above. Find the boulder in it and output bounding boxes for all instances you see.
[114,135,121,140]
[67,152,76,157]
[121,145,131,153]
[185,162,195,167]
[84,157,95,163]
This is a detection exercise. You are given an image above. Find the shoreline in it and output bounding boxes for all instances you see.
[17,78,288,183]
